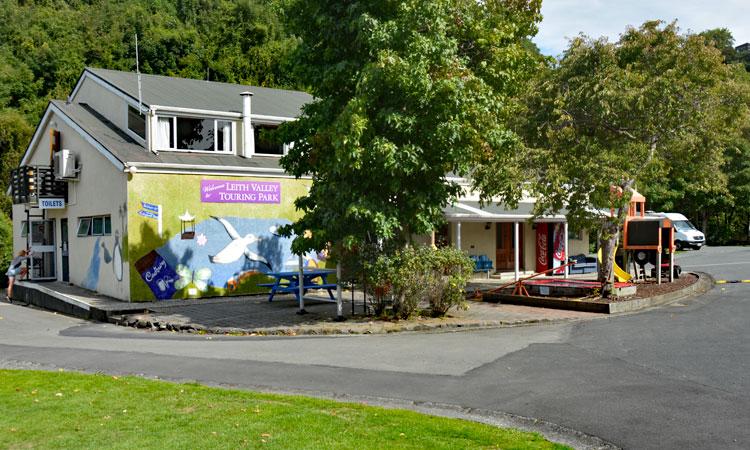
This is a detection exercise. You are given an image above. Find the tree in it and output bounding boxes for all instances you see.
[0,109,33,215]
[278,0,542,254]
[512,21,750,294]
[644,29,750,242]
[699,28,738,63]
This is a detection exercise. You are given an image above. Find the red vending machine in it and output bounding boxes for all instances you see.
[535,223,549,273]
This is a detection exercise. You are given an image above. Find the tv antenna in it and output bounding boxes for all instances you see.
[135,33,143,113]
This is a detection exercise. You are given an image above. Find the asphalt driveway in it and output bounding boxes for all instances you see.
[1,245,748,449]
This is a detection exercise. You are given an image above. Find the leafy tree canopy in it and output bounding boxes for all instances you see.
[512,21,750,287]
[279,0,542,253]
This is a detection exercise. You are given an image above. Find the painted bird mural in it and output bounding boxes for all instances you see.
[209,216,272,270]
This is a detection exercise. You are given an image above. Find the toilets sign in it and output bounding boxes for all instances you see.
[201,180,281,204]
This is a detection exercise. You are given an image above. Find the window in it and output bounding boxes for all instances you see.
[568,228,583,240]
[254,125,284,155]
[217,120,232,152]
[20,220,28,237]
[177,117,214,151]
[77,215,111,237]
[91,217,104,235]
[127,106,146,139]
[155,115,234,153]
[156,117,174,149]
[77,218,91,237]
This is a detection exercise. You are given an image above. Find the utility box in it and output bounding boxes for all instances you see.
[53,149,79,179]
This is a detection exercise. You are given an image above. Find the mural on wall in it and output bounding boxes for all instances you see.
[134,250,179,300]
[133,216,322,299]
[209,216,271,269]
[112,230,123,281]
[81,237,102,291]
[128,174,322,301]
[79,203,128,293]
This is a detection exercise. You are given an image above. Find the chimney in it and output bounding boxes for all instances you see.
[241,91,254,158]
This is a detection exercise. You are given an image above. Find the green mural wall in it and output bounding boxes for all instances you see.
[127,173,313,302]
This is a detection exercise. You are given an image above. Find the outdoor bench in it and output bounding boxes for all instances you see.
[259,269,338,303]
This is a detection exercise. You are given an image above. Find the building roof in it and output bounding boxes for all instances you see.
[51,100,283,171]
[84,67,313,119]
[443,200,566,222]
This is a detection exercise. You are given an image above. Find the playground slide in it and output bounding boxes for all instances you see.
[597,247,633,282]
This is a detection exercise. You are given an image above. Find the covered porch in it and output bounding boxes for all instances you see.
[440,201,584,281]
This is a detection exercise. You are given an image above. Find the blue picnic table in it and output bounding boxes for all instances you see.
[258,268,337,303]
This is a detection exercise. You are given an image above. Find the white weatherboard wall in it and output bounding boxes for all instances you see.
[11,110,130,300]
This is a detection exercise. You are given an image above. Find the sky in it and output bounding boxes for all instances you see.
[534,0,750,56]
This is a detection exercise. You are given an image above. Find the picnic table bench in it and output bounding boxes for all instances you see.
[259,268,337,303]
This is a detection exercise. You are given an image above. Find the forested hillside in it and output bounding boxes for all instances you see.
[0,0,298,213]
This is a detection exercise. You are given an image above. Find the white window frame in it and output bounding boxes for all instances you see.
[155,115,235,155]
[76,215,111,237]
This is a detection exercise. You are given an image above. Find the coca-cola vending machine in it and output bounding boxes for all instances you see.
[552,223,566,274]
[535,223,549,273]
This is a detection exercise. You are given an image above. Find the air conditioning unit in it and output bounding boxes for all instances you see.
[53,149,79,179]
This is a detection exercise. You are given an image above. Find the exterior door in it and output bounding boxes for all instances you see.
[496,223,523,272]
[60,219,69,282]
[29,219,56,280]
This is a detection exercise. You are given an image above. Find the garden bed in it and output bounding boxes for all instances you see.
[482,272,705,314]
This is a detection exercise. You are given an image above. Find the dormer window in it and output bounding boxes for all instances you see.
[155,115,235,153]
[254,125,284,155]
[127,106,146,140]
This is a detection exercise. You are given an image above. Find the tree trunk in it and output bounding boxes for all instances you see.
[598,218,620,298]
[598,179,635,298]
[701,210,709,244]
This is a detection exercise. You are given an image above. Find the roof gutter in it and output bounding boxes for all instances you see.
[124,161,302,178]
[444,214,566,222]
[150,104,241,119]
[149,105,298,124]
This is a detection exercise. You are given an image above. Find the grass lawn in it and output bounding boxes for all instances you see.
[0,370,569,449]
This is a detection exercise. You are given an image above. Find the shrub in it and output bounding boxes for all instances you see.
[365,245,474,319]
[0,211,12,288]
[426,246,474,317]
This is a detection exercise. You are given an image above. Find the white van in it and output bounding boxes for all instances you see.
[653,212,706,250]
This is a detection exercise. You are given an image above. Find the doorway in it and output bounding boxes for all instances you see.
[29,219,56,280]
[495,223,523,271]
[61,219,69,282]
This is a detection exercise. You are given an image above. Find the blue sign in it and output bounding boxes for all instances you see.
[135,251,179,300]
[141,201,159,213]
[138,210,158,219]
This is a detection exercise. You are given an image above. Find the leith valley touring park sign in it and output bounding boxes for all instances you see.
[201,180,281,204]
